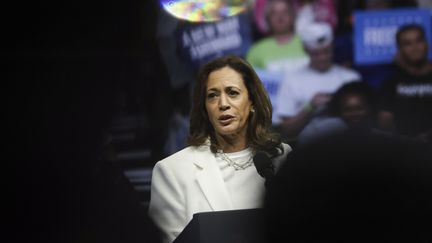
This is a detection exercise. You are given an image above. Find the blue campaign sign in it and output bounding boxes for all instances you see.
[254,69,284,124]
[176,13,252,69]
[354,8,432,65]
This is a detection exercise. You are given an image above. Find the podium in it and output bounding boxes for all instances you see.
[173,208,267,243]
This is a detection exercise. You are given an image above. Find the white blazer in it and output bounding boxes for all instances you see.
[148,143,291,243]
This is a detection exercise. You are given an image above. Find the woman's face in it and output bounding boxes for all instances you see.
[205,66,253,139]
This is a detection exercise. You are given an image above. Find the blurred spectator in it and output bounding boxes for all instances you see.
[297,81,378,146]
[328,81,376,129]
[377,24,432,143]
[247,0,309,75]
[294,0,338,32]
[333,0,418,87]
[274,22,360,142]
[264,129,432,242]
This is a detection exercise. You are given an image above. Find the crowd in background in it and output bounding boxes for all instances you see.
[11,1,431,242]
[157,0,432,159]
[150,1,432,241]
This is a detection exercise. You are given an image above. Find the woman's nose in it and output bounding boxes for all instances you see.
[218,94,230,110]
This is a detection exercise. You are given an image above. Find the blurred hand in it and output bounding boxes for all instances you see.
[310,92,332,109]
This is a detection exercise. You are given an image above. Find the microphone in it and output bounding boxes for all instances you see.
[253,151,275,188]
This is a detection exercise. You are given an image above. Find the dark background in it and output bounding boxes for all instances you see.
[10,0,164,242]
[9,1,427,242]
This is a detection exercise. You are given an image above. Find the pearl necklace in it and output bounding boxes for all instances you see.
[216,149,254,170]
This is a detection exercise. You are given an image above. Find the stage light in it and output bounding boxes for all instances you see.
[160,0,247,22]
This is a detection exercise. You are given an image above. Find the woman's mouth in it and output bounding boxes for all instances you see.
[218,115,235,125]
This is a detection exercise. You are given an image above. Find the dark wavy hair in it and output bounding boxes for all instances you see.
[328,81,377,117]
[187,55,283,158]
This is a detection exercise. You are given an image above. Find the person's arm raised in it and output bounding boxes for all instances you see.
[280,92,331,138]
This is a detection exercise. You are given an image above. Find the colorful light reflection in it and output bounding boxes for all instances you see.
[160,0,247,22]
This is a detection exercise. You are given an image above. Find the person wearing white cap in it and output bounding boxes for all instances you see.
[274,22,361,141]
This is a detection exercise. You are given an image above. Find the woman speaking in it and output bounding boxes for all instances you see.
[149,55,291,243]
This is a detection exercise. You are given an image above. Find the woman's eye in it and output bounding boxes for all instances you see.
[228,90,239,96]
[207,93,217,99]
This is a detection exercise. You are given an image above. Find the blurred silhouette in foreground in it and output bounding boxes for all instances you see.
[13,1,161,242]
[265,131,432,242]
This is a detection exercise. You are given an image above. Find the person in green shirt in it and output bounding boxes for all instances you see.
[247,0,309,75]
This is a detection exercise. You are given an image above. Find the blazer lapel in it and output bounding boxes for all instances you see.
[193,146,233,211]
